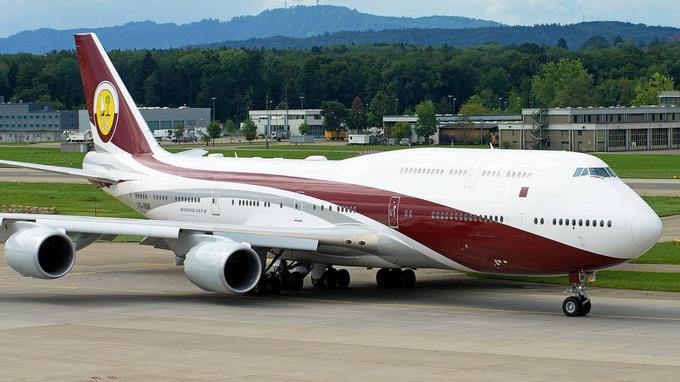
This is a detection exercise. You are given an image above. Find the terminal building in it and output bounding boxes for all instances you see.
[78,106,211,133]
[498,106,680,152]
[0,101,78,142]
[383,114,522,145]
[249,109,324,139]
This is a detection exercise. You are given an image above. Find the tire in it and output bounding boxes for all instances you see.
[388,269,403,288]
[401,269,416,288]
[289,272,304,291]
[321,270,337,289]
[579,299,592,316]
[562,296,582,317]
[376,268,390,288]
[336,269,350,289]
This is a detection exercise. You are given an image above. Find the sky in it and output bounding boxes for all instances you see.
[1,0,679,38]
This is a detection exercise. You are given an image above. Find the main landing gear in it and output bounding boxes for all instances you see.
[311,265,351,289]
[376,268,416,288]
[252,257,306,295]
[562,270,594,317]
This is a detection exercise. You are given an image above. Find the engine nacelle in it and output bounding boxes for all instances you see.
[183,239,262,294]
[4,224,76,279]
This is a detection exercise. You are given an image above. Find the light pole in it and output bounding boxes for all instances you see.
[498,97,503,113]
[453,97,457,114]
[210,97,216,122]
[395,98,399,114]
[266,99,273,150]
[448,95,453,114]
[299,96,305,110]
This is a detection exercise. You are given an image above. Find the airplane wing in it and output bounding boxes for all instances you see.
[0,159,119,184]
[0,213,382,254]
[176,149,208,157]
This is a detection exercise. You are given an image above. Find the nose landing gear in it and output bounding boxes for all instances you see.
[562,270,594,317]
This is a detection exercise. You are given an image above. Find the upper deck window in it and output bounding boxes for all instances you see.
[573,167,618,178]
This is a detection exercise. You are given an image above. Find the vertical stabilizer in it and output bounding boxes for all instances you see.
[75,33,162,156]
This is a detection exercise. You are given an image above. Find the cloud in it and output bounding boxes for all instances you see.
[0,0,678,38]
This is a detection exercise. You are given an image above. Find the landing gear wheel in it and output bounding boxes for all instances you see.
[579,298,592,316]
[252,273,280,295]
[401,269,416,288]
[320,269,337,289]
[376,268,390,288]
[288,271,304,291]
[562,296,582,317]
[336,269,350,289]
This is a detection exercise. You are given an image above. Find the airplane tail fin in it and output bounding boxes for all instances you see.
[74,33,163,156]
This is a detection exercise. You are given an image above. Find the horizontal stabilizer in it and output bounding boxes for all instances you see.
[0,159,119,184]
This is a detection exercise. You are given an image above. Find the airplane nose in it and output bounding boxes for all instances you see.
[631,208,663,252]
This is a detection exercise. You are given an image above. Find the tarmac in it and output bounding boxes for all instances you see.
[1,243,680,381]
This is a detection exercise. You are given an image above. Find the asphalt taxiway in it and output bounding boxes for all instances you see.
[1,243,680,381]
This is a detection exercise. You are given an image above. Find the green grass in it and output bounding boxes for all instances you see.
[632,242,680,264]
[475,270,680,293]
[594,154,680,179]
[643,196,680,217]
[0,182,142,218]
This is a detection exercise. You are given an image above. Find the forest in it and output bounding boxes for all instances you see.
[0,39,679,125]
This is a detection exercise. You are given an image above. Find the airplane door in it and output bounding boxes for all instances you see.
[211,190,220,216]
[388,196,400,228]
[294,192,304,222]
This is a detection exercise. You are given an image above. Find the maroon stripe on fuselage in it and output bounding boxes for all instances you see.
[134,154,626,275]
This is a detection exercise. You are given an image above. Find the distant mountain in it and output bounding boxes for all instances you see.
[0,5,501,54]
[195,22,680,50]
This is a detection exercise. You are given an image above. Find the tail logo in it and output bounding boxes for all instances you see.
[93,81,119,142]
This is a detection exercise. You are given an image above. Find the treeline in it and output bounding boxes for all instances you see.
[0,40,679,123]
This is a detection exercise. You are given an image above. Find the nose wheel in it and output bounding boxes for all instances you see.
[562,270,594,317]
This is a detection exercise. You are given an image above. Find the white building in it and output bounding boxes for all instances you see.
[248,109,324,139]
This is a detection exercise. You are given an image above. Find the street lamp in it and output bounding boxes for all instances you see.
[447,95,454,114]
[266,99,273,149]
[395,98,399,114]
[210,97,217,122]
[299,96,305,110]
[453,97,457,114]
[498,97,503,113]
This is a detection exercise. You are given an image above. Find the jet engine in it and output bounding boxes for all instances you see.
[4,224,76,279]
[183,239,262,294]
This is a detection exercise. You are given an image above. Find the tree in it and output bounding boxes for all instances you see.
[366,112,379,129]
[581,36,610,50]
[224,119,237,137]
[369,88,397,121]
[320,100,349,132]
[298,121,311,136]
[459,95,490,115]
[631,73,675,106]
[200,131,211,146]
[207,121,222,145]
[241,119,257,142]
[142,73,160,106]
[390,121,412,141]
[531,58,594,107]
[414,100,437,141]
[349,96,366,132]
[173,126,185,142]
[557,38,569,50]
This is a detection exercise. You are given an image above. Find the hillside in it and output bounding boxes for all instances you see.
[0,5,500,54]
[196,22,680,50]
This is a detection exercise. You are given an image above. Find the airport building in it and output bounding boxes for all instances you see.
[0,101,78,142]
[249,109,324,139]
[383,114,522,145]
[78,106,211,133]
[498,106,680,152]
[659,91,680,105]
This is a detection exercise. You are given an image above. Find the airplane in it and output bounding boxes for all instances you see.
[0,33,662,317]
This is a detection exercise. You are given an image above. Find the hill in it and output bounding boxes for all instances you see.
[196,22,680,50]
[0,5,500,54]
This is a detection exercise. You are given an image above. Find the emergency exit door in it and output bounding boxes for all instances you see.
[388,196,400,228]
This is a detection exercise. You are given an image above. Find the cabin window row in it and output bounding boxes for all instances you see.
[233,199,275,208]
[534,217,613,228]
[175,196,200,203]
[403,209,414,218]
[152,195,168,201]
[400,167,469,176]
[432,211,504,223]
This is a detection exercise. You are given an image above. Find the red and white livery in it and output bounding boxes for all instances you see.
[0,34,662,316]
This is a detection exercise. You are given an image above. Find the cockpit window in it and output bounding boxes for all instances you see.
[573,167,617,178]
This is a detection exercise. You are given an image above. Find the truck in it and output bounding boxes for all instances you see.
[64,130,92,142]
[324,130,347,141]
[348,134,374,145]
[153,129,174,141]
